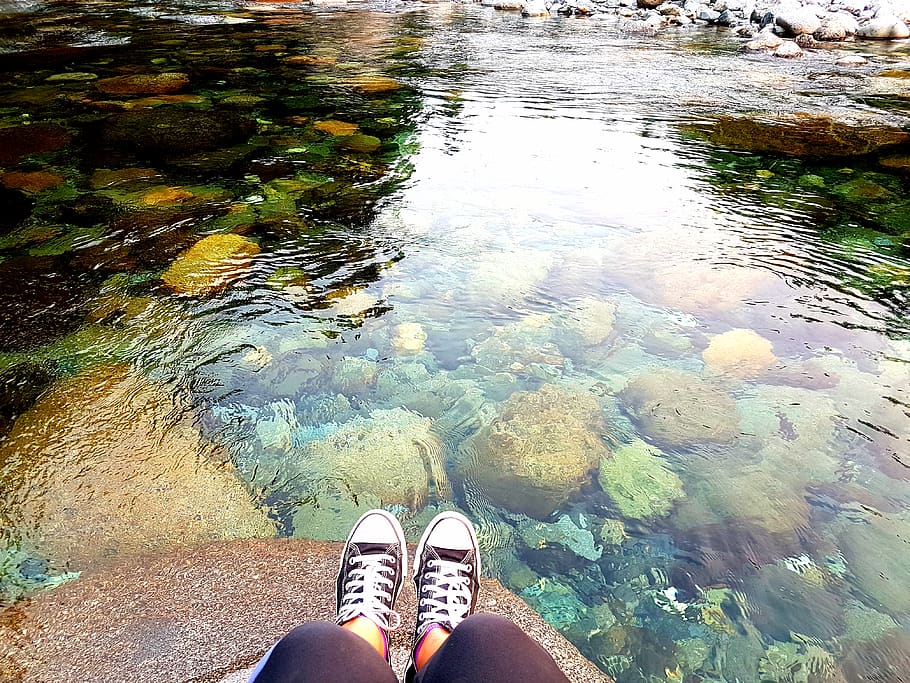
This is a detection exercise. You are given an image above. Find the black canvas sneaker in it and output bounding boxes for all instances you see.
[335,508,408,663]
[405,510,481,682]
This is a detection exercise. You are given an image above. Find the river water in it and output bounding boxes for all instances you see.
[1,1,909,680]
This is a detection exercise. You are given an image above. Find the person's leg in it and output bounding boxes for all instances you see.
[251,509,408,683]
[414,613,570,683]
[405,511,481,682]
[249,621,398,683]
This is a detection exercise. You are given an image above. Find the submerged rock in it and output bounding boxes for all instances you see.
[620,369,740,447]
[313,119,359,136]
[462,384,607,519]
[0,365,276,571]
[560,297,617,347]
[841,630,910,682]
[471,314,564,377]
[598,439,685,520]
[0,123,71,166]
[838,513,910,615]
[1,170,64,193]
[702,328,777,378]
[348,75,401,94]
[300,407,447,510]
[652,265,776,314]
[391,322,427,355]
[100,108,255,161]
[95,72,189,96]
[518,515,603,561]
[744,564,845,640]
[691,112,910,158]
[161,233,260,297]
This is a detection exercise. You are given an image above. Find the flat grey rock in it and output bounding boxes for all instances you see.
[0,539,612,683]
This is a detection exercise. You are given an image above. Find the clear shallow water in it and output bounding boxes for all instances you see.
[1,1,910,680]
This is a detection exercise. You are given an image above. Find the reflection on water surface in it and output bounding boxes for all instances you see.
[1,1,909,680]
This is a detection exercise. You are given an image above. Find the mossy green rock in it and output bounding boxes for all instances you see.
[598,439,685,520]
[162,233,260,296]
[335,133,381,153]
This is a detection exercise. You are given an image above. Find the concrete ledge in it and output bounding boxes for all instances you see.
[0,539,611,683]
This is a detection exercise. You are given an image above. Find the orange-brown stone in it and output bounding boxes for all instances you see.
[1,171,64,193]
[349,75,401,94]
[313,119,359,136]
[95,72,189,96]
[285,55,338,66]
[139,186,195,206]
[692,112,910,157]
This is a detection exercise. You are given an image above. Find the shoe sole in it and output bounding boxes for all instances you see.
[339,508,409,602]
[412,510,481,579]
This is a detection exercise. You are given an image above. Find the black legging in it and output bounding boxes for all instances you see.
[249,614,571,683]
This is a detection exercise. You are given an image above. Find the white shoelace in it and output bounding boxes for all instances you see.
[417,558,473,630]
[337,553,401,630]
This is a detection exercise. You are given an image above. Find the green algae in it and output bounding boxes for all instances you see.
[518,515,603,562]
[265,266,310,290]
[1,536,80,605]
[598,439,685,520]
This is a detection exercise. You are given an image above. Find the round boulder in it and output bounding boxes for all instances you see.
[301,407,445,510]
[702,328,777,378]
[161,233,260,297]
[857,15,910,38]
[814,13,858,40]
[463,384,608,519]
[0,365,276,571]
[775,7,822,35]
[620,368,740,447]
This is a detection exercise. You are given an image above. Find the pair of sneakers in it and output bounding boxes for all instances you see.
[335,509,481,680]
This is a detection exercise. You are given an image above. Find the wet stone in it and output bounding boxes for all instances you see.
[692,113,910,157]
[99,109,256,161]
[335,133,382,153]
[743,564,845,641]
[0,365,277,571]
[0,124,71,166]
[95,72,190,96]
[161,233,260,297]
[1,171,64,193]
[462,383,608,519]
[620,368,740,447]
